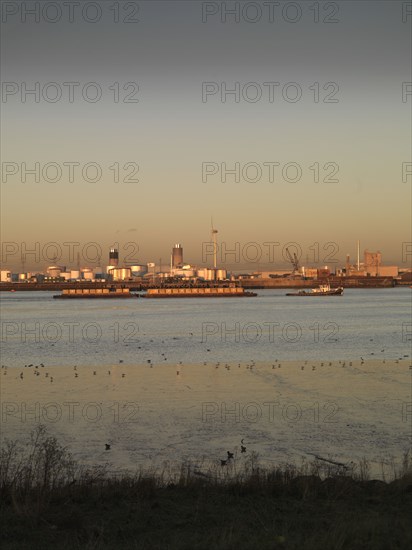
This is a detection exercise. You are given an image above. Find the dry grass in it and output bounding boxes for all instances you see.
[1,426,411,549]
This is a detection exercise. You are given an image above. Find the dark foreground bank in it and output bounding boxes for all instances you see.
[1,427,411,550]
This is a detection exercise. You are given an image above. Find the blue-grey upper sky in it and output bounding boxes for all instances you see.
[1,1,411,270]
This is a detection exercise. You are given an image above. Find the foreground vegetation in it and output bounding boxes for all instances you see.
[1,426,411,550]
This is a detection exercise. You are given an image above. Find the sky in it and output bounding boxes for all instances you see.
[1,0,411,271]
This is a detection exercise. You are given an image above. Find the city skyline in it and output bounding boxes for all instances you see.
[0,236,407,273]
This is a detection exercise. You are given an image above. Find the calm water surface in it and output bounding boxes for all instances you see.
[1,289,410,476]
[1,288,410,366]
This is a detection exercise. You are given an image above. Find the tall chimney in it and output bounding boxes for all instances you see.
[172,244,183,268]
[109,248,119,267]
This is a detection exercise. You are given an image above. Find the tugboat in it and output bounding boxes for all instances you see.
[286,284,343,297]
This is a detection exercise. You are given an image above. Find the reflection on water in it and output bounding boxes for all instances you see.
[1,288,410,477]
[0,288,410,365]
[1,360,410,478]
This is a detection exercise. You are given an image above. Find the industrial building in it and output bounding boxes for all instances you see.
[0,241,403,286]
[1,270,12,283]
[172,244,183,268]
[344,249,398,277]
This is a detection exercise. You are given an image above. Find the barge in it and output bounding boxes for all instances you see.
[53,288,138,299]
[143,287,257,298]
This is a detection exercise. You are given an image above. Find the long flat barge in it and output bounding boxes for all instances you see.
[143,287,257,298]
[53,288,138,299]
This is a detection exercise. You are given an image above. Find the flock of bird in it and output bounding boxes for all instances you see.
[102,439,248,466]
[2,351,411,382]
[3,354,410,468]
[219,441,248,466]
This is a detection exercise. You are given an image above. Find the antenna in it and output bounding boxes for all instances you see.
[211,217,218,271]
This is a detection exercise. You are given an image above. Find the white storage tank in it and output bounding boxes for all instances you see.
[1,270,12,282]
[205,269,216,281]
[130,264,148,277]
[216,269,227,280]
[196,268,210,280]
[82,268,94,280]
[175,269,196,278]
[47,265,62,278]
[196,269,214,280]
[111,268,132,281]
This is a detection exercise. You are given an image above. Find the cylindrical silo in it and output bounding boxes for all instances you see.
[130,264,148,277]
[47,265,62,278]
[82,268,94,280]
[216,269,227,280]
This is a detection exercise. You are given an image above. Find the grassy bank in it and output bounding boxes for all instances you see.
[1,426,411,550]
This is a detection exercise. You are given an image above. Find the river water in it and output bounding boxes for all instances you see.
[1,288,411,477]
[1,288,410,366]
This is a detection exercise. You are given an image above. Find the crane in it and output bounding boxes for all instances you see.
[285,247,300,276]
